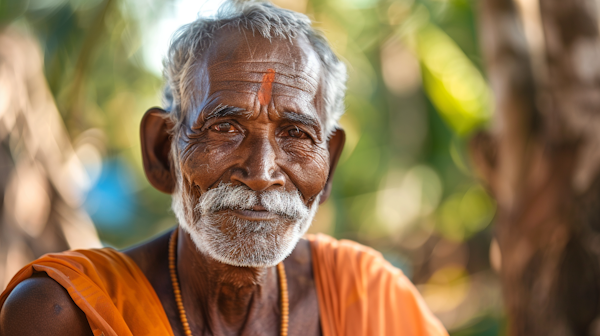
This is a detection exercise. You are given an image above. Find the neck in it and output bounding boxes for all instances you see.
[176,227,279,333]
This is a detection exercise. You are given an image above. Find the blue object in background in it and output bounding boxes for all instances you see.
[84,158,137,231]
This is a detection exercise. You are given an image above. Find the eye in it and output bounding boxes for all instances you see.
[288,127,307,138]
[212,122,236,133]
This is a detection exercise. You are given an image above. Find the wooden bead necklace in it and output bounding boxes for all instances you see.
[168,229,289,336]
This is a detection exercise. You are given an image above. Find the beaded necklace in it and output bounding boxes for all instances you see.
[168,229,289,336]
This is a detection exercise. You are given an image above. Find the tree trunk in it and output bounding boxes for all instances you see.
[473,0,600,334]
[0,29,102,290]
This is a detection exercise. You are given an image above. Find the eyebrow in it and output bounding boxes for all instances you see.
[281,111,319,128]
[204,104,252,121]
[197,105,321,133]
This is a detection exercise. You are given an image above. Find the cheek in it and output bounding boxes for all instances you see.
[179,136,242,193]
[282,146,330,201]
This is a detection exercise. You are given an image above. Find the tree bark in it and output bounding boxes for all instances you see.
[0,29,102,290]
[473,0,600,334]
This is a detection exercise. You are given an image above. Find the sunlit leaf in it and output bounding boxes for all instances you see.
[416,24,492,136]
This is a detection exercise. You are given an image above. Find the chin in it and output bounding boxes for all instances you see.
[173,191,320,268]
[194,214,303,267]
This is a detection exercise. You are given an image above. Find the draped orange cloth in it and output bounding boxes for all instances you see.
[306,234,448,336]
[0,234,447,336]
[0,248,173,336]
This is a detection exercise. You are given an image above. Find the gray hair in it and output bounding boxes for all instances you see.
[162,0,347,137]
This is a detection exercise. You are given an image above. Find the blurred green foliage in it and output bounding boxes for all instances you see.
[0,0,504,333]
[1,0,174,247]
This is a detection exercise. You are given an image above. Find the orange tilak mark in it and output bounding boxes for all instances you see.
[258,68,276,106]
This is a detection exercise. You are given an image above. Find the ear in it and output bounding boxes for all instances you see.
[140,107,175,194]
[320,128,346,204]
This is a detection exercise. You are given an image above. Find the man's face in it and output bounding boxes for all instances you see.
[172,29,331,267]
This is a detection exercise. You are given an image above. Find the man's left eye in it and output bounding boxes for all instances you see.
[212,122,236,133]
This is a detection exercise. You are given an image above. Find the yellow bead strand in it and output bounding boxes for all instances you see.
[277,262,289,336]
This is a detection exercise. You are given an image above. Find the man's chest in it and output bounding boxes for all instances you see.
[125,234,321,336]
[155,277,322,336]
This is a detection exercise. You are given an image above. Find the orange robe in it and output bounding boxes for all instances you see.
[0,233,447,336]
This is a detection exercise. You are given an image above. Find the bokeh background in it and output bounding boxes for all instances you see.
[0,0,502,334]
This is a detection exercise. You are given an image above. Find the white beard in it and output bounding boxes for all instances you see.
[172,182,320,267]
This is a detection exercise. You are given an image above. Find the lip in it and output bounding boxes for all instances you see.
[251,205,267,211]
[227,208,278,220]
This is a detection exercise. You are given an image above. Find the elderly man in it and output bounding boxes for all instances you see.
[0,2,447,336]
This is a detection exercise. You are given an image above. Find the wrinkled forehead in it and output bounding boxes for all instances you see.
[200,27,323,97]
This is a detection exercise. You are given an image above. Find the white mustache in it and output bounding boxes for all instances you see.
[194,183,310,220]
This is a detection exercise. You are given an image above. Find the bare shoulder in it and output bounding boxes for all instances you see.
[122,229,172,281]
[0,273,92,336]
[123,230,173,286]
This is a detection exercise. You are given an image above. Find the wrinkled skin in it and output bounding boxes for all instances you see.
[179,29,331,203]
[0,28,345,336]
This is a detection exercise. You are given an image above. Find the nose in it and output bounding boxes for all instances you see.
[230,137,285,191]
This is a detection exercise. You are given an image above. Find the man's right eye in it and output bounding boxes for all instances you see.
[212,122,236,133]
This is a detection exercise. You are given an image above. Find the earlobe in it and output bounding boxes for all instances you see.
[320,128,346,204]
[140,107,175,194]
